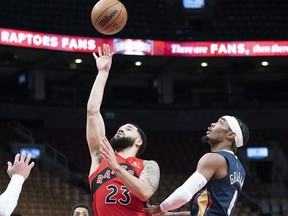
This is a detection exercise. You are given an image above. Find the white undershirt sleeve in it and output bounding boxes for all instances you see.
[160,172,207,212]
[0,174,25,216]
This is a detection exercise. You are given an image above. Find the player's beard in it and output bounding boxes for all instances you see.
[110,136,135,152]
[201,135,209,144]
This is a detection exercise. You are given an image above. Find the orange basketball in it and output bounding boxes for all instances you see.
[91,0,128,35]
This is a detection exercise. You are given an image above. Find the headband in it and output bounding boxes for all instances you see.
[223,115,243,148]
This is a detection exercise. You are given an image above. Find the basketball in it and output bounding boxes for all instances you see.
[91,0,128,35]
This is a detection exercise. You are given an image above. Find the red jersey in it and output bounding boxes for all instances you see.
[89,154,151,216]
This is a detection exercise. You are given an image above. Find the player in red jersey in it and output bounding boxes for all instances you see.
[86,44,160,216]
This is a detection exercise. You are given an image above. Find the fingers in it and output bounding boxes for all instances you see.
[14,153,20,164]
[105,44,113,57]
[93,44,112,57]
[101,137,113,151]
[7,152,35,180]
[7,161,12,169]
[25,153,32,165]
[14,151,33,166]
[102,136,109,144]
[99,143,108,160]
[100,137,109,152]
[106,44,110,55]
[98,44,109,56]
[93,52,98,59]
[29,161,35,169]
[19,151,31,164]
[102,44,108,56]
[103,44,107,55]
[20,151,26,162]
[99,137,114,158]
[103,44,112,56]
[98,45,102,56]
[109,52,115,58]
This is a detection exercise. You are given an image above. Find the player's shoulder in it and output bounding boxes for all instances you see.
[201,152,225,158]
[143,159,159,166]
[143,159,160,170]
[199,152,227,166]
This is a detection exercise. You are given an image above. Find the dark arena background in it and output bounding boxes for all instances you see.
[0,0,288,215]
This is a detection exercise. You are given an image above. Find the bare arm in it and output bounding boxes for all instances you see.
[113,159,160,201]
[86,44,114,175]
[148,153,226,214]
[196,152,228,181]
[99,137,160,201]
[139,160,161,198]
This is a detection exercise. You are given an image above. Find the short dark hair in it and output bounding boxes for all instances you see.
[233,117,249,153]
[129,123,147,156]
[71,203,92,216]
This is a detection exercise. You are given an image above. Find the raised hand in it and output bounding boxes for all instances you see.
[99,137,119,170]
[93,44,114,72]
[7,151,35,181]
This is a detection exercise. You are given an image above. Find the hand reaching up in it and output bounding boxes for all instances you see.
[7,151,35,181]
[93,44,114,73]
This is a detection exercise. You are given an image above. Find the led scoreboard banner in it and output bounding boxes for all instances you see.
[1,28,288,57]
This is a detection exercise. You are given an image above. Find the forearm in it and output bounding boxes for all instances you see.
[87,72,109,112]
[160,172,207,212]
[160,186,192,212]
[86,72,109,155]
[113,164,153,201]
[0,175,24,216]
[174,211,190,216]
[165,211,191,216]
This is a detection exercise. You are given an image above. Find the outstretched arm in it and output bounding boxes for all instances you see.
[147,153,225,215]
[168,211,190,216]
[100,137,160,201]
[0,151,34,216]
[151,210,191,216]
[86,44,114,175]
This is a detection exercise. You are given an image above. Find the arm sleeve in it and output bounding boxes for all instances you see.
[160,172,207,212]
[0,174,25,216]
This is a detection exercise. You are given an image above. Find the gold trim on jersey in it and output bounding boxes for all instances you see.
[197,188,209,216]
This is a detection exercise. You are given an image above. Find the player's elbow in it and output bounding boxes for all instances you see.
[87,104,100,117]
[139,195,151,202]
[139,189,154,202]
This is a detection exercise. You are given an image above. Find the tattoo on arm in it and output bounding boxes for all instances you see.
[141,160,160,192]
